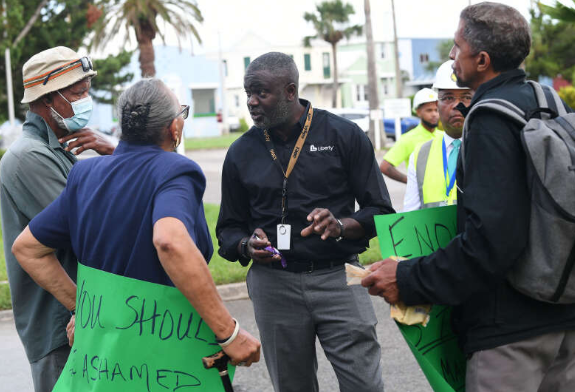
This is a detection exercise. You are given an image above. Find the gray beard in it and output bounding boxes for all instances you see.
[254,98,291,129]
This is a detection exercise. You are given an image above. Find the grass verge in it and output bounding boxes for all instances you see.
[204,203,382,285]
[0,204,383,309]
[184,133,242,151]
[0,285,11,310]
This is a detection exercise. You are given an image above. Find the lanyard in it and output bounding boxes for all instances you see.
[442,137,457,198]
[263,105,314,223]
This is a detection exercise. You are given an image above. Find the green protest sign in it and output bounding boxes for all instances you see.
[375,205,466,392]
[53,263,235,392]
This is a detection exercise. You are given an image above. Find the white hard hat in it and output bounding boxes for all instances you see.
[432,60,469,90]
[413,88,438,112]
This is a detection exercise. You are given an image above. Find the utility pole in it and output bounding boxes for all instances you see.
[3,0,15,125]
[218,32,229,135]
[4,0,48,126]
[364,0,384,149]
[5,48,15,125]
[391,0,402,98]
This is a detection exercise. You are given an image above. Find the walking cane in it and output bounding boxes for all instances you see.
[202,350,235,392]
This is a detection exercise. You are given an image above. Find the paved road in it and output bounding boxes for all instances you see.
[0,296,432,392]
[0,147,426,391]
[187,148,408,209]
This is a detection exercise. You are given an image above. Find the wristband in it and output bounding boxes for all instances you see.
[240,238,249,259]
[216,318,240,347]
[335,219,345,242]
[70,308,76,316]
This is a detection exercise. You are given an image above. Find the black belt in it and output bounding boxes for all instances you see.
[268,255,358,273]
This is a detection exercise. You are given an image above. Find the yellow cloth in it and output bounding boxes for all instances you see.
[384,123,441,167]
[345,259,431,326]
[388,256,431,326]
[412,133,457,208]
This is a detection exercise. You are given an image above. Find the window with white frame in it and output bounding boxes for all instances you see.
[356,84,369,102]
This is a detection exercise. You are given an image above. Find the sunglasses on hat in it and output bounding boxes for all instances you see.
[43,57,93,86]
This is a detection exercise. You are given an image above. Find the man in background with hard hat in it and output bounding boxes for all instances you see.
[0,46,114,392]
[403,60,473,211]
[379,88,440,183]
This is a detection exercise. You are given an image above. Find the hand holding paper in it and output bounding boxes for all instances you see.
[345,263,370,285]
[348,257,431,327]
[361,258,400,304]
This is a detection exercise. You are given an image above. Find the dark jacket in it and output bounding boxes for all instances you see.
[396,69,575,354]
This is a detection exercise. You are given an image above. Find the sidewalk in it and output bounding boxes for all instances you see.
[0,290,432,392]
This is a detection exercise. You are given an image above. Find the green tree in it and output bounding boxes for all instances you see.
[0,0,133,122]
[303,0,363,108]
[90,0,203,77]
[91,50,134,105]
[539,0,575,23]
[0,0,93,121]
[526,6,575,83]
[425,40,453,73]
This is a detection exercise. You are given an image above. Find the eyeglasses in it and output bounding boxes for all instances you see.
[43,57,94,86]
[176,105,190,120]
[438,95,473,104]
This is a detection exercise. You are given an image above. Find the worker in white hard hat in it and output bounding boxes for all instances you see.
[379,87,440,183]
[403,60,474,211]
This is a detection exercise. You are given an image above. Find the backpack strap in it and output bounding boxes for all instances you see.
[527,80,567,117]
[460,98,527,176]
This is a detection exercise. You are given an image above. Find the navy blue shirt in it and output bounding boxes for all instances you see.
[29,141,213,286]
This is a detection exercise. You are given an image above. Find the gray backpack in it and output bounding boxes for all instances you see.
[463,81,575,303]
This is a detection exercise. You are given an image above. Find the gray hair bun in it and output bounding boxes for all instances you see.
[122,103,150,135]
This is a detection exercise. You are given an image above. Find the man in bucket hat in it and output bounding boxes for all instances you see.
[0,46,114,391]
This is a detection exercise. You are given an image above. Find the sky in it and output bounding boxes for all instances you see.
[142,0,539,57]
[88,0,550,58]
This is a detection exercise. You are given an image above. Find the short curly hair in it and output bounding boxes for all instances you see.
[461,2,531,72]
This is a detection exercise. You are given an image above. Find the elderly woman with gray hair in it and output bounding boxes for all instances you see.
[12,78,261,367]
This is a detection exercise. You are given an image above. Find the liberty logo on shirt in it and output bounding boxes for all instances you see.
[309,144,334,152]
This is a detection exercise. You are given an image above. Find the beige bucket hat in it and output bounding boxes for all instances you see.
[21,46,97,104]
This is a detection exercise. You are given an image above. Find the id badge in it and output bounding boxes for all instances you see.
[277,224,291,250]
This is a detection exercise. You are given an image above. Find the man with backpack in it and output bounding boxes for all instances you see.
[362,3,575,391]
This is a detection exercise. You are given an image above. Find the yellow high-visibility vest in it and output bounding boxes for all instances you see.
[412,133,458,209]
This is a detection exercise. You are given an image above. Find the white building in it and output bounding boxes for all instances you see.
[209,31,343,125]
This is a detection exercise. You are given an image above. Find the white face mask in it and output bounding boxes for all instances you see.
[51,91,93,132]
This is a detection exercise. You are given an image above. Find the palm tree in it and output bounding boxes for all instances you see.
[538,0,575,23]
[90,0,203,77]
[304,0,362,108]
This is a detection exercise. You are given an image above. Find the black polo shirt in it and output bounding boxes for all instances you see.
[216,99,394,265]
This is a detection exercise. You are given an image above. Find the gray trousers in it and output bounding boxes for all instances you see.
[247,262,384,392]
[466,330,575,392]
[30,344,70,392]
